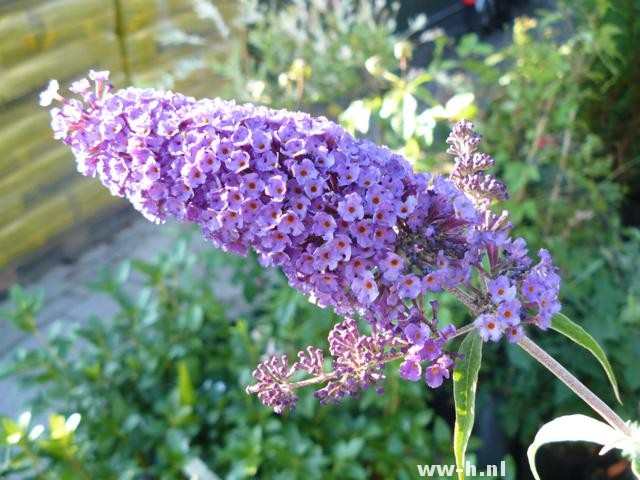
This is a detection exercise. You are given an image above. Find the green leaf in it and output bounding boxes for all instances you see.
[433,416,452,446]
[49,414,68,440]
[406,71,432,90]
[114,261,131,284]
[339,100,371,134]
[527,415,630,480]
[17,412,31,430]
[453,331,483,480]
[178,360,196,407]
[457,33,494,58]
[444,93,476,120]
[551,313,621,403]
[1,417,23,444]
[334,437,364,461]
[131,259,162,283]
[182,457,221,480]
[65,413,81,433]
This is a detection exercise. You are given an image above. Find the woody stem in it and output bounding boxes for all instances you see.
[517,336,632,437]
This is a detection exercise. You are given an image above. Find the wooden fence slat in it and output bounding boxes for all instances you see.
[0,0,41,16]
[0,111,56,171]
[0,146,73,226]
[0,178,125,269]
[0,0,115,67]
[0,32,122,105]
[122,7,237,70]
[118,0,199,33]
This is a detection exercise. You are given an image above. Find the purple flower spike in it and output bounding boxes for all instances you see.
[413,339,443,362]
[46,73,498,328]
[448,120,507,203]
[314,318,391,404]
[397,274,422,299]
[44,73,563,413]
[294,346,325,375]
[337,192,365,222]
[245,355,298,414]
[506,325,525,343]
[352,271,379,305]
[497,299,521,326]
[39,80,60,107]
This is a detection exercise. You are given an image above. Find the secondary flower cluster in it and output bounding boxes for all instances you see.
[45,73,561,413]
[447,120,508,205]
[445,121,561,343]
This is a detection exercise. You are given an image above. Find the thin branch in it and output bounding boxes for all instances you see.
[544,106,577,234]
[449,323,475,341]
[517,336,632,437]
[445,287,481,316]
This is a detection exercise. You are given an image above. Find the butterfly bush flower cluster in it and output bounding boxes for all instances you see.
[44,72,561,413]
[445,121,561,343]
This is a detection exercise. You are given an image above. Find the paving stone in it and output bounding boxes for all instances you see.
[65,294,121,323]
[36,264,75,295]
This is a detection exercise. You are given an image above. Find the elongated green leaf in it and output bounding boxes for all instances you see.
[453,331,483,480]
[551,313,621,403]
[527,414,629,480]
[178,360,196,407]
[182,457,221,480]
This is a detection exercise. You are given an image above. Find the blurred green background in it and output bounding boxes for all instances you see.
[1,0,639,478]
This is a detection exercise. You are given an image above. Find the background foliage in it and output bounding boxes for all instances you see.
[1,0,639,478]
[1,237,456,478]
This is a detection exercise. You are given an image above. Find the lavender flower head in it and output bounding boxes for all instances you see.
[45,73,561,413]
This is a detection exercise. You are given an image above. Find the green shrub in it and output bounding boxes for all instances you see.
[338,32,476,170]
[207,0,428,115]
[334,1,640,445]
[576,0,640,197]
[1,233,455,479]
[455,6,640,442]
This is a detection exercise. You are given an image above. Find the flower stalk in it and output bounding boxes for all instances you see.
[517,335,633,438]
